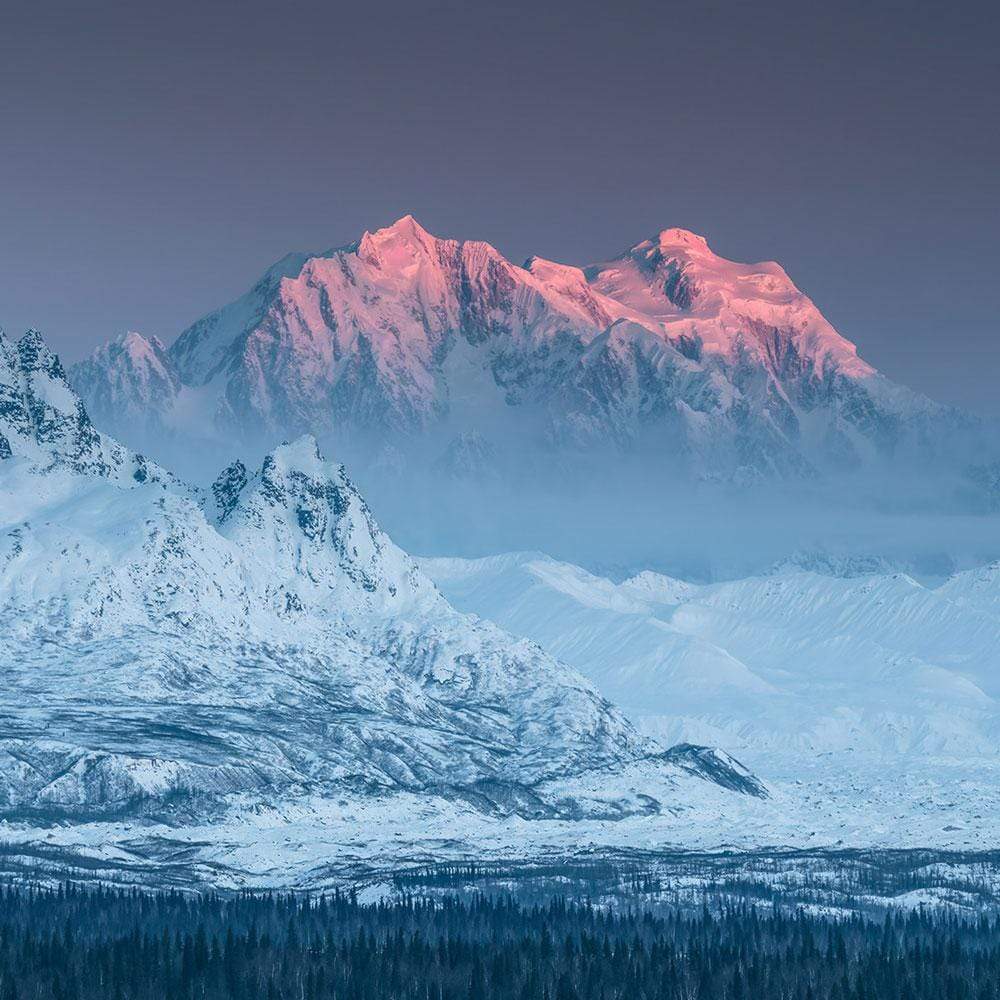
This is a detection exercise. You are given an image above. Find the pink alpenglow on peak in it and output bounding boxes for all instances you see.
[655,228,714,253]
[588,228,875,380]
[356,214,439,265]
[70,216,958,483]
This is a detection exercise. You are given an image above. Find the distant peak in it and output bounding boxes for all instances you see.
[373,214,433,242]
[16,329,63,376]
[655,228,711,252]
[356,214,437,263]
[272,433,325,467]
[524,255,586,280]
[112,330,165,354]
[263,435,331,481]
[389,212,423,230]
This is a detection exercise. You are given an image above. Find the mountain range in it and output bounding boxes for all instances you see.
[424,550,1000,755]
[3,218,999,889]
[424,550,1000,854]
[68,216,974,485]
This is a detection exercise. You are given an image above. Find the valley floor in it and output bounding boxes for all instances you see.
[3,747,1000,897]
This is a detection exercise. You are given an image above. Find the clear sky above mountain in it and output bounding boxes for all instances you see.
[1,0,996,413]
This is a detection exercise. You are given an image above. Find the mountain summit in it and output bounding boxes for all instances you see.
[70,217,963,483]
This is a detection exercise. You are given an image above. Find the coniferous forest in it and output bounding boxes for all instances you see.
[0,885,998,1000]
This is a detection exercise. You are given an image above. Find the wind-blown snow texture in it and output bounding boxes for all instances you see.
[70,217,970,482]
[0,330,775,887]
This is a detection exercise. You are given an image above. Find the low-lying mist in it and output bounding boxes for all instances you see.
[137,426,1000,584]
[361,464,1000,583]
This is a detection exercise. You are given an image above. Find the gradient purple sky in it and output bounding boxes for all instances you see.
[2,0,997,412]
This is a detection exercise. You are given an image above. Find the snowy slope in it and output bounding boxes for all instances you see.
[69,218,966,482]
[423,551,1000,753]
[423,551,1000,856]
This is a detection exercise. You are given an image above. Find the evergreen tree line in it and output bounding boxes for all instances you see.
[0,883,998,1000]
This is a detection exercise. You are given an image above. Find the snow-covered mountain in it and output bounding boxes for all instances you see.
[70,217,967,483]
[68,331,181,439]
[1,329,165,485]
[5,329,1000,886]
[0,329,778,886]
